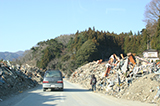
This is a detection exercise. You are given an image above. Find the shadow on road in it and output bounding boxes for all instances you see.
[45,88,90,92]
[63,88,90,92]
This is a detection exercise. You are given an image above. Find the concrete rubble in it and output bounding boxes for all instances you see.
[70,53,160,104]
[0,61,45,101]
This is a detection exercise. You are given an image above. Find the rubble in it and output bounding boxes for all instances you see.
[69,53,160,104]
[0,61,45,100]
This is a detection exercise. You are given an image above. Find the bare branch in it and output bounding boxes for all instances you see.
[144,0,160,24]
[144,0,160,37]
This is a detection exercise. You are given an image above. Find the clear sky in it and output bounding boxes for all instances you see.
[0,0,151,52]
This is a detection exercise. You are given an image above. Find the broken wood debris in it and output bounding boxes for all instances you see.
[69,53,160,104]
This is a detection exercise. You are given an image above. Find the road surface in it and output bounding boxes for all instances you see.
[0,79,156,106]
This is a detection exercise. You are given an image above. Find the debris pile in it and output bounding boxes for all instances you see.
[70,53,160,104]
[0,61,45,101]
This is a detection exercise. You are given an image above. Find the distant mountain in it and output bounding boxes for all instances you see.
[15,51,24,56]
[0,51,24,61]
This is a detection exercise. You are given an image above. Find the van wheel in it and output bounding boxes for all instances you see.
[43,88,46,91]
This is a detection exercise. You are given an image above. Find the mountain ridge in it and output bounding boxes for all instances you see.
[0,51,24,61]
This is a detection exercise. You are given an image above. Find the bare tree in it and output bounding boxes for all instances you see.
[144,0,160,37]
[55,34,75,46]
[144,0,160,24]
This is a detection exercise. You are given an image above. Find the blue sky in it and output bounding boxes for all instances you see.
[0,0,151,52]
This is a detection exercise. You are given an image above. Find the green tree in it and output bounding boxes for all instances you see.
[41,47,53,68]
[151,16,160,50]
[141,29,148,51]
[130,36,137,53]
[75,40,99,67]
[135,35,142,54]
[124,35,131,54]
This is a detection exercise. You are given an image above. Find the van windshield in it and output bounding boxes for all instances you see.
[45,71,61,78]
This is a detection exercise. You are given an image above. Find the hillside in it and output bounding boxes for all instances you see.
[17,26,160,76]
[18,28,126,76]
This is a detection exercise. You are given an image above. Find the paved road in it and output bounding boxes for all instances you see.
[0,80,156,106]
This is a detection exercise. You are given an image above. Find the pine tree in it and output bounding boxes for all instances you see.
[75,40,99,67]
[124,35,131,54]
[141,29,148,51]
[151,16,160,50]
